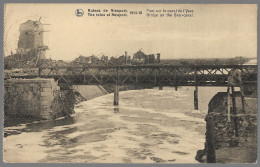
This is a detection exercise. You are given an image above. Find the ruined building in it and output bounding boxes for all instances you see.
[5,19,49,69]
[17,20,48,57]
[132,50,160,64]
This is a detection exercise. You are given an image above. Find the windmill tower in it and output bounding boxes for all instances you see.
[16,18,49,64]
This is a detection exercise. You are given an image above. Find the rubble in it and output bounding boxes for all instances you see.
[196,91,257,163]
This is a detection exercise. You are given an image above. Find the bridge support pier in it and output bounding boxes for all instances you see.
[194,86,199,110]
[38,67,41,77]
[114,85,119,106]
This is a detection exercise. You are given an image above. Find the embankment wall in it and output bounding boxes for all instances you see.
[4,79,77,119]
[196,91,257,163]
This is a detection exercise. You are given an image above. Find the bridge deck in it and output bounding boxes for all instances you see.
[5,65,257,86]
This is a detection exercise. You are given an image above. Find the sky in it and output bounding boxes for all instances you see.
[4,4,257,61]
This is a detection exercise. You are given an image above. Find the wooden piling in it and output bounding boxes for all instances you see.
[231,86,239,137]
[206,115,216,163]
[114,85,119,106]
[194,86,198,110]
[240,86,246,113]
[159,84,163,90]
[227,87,231,122]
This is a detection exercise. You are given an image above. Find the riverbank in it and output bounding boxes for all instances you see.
[196,91,257,163]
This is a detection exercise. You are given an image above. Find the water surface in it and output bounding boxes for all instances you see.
[4,86,226,163]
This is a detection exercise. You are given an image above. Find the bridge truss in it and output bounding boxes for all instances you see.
[7,65,257,87]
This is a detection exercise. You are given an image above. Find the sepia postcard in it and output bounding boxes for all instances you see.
[2,3,258,164]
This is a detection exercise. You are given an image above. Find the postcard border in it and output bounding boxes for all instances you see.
[0,0,259,167]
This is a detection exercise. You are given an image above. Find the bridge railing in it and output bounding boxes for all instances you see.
[4,65,257,86]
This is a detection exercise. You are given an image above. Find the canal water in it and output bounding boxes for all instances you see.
[3,86,226,163]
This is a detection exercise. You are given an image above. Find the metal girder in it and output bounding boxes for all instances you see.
[6,65,257,87]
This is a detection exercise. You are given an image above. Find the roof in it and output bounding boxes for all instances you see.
[19,20,44,32]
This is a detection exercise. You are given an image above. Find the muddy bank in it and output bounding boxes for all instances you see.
[50,89,86,118]
[196,91,257,163]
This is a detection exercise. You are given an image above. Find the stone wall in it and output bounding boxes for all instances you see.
[4,78,76,119]
[196,91,257,163]
[208,92,257,148]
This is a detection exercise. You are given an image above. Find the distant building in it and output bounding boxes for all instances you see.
[147,54,155,63]
[101,55,109,65]
[110,55,126,65]
[156,53,160,63]
[132,50,146,64]
[132,50,157,64]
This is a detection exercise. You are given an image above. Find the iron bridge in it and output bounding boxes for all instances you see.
[6,64,257,87]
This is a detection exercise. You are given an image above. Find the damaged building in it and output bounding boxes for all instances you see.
[5,19,49,69]
[132,50,160,64]
[17,20,48,55]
